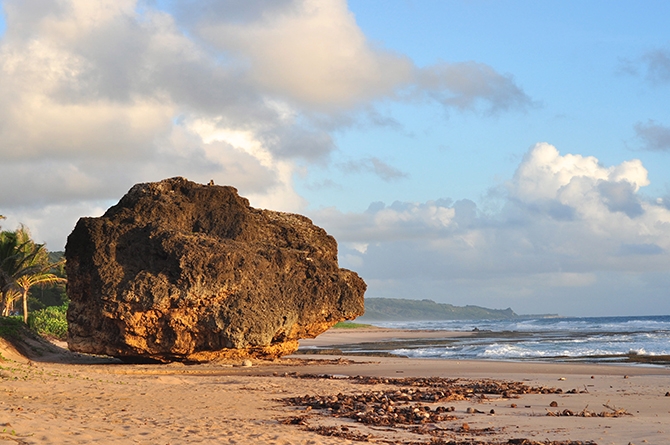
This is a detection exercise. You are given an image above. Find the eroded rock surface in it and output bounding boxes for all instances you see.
[65,177,365,362]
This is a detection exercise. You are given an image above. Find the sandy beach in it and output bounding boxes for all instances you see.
[2,329,670,445]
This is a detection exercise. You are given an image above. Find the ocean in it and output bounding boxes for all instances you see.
[325,316,670,366]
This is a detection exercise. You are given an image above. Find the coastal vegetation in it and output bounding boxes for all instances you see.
[0,315,23,340]
[27,304,68,340]
[0,219,66,326]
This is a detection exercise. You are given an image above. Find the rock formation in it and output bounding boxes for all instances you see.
[65,177,365,362]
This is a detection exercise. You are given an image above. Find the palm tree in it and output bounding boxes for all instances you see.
[14,267,66,324]
[0,226,65,322]
[2,287,21,318]
[0,229,24,315]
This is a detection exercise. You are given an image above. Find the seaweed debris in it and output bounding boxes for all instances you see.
[279,374,596,444]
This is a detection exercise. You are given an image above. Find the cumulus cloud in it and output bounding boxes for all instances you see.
[0,0,533,248]
[0,1,286,200]
[313,143,670,315]
[191,0,533,114]
[195,0,415,110]
[634,120,670,152]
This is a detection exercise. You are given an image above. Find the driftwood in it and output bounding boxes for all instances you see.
[546,400,631,418]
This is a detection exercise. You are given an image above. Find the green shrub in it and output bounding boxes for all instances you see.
[0,316,24,339]
[27,304,68,340]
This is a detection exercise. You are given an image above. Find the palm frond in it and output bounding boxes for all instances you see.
[0,226,67,322]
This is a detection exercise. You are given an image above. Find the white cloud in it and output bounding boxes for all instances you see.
[197,0,414,110]
[185,118,306,211]
[317,198,458,245]
[0,0,306,235]
[192,0,532,114]
[312,144,670,315]
[1,201,109,251]
[510,142,649,203]
[0,0,534,251]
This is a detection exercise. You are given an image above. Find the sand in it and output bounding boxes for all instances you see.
[2,329,670,444]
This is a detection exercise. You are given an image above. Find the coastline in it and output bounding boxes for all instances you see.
[304,324,670,367]
[299,326,472,347]
[1,329,670,444]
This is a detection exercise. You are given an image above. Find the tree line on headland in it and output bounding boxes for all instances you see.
[358,298,521,321]
[0,215,66,324]
[357,298,560,321]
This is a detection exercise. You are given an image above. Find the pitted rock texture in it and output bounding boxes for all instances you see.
[65,177,365,362]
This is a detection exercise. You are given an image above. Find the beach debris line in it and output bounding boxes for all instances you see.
[283,391,460,425]
[282,378,558,427]
[280,375,611,444]
[427,441,597,445]
[288,374,565,398]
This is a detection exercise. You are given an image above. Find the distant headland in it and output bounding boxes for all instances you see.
[357,297,558,321]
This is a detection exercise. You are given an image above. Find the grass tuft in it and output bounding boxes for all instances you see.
[332,321,373,329]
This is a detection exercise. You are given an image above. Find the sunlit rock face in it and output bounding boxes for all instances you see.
[65,177,365,362]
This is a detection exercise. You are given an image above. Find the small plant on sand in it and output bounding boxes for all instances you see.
[332,321,373,329]
[27,304,68,340]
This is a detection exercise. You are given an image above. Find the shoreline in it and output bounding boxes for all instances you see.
[302,326,670,367]
[2,330,670,444]
[299,327,473,347]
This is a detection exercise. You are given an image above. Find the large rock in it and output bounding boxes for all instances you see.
[65,177,365,362]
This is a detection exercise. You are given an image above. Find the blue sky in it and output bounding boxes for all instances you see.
[295,0,670,211]
[1,0,669,316]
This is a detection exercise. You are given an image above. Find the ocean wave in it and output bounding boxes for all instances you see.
[347,316,670,365]
[374,315,670,334]
[393,344,669,360]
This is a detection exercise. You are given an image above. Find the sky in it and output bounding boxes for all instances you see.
[1,0,669,316]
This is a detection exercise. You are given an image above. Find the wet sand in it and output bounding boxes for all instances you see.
[298,327,471,347]
[1,329,670,444]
